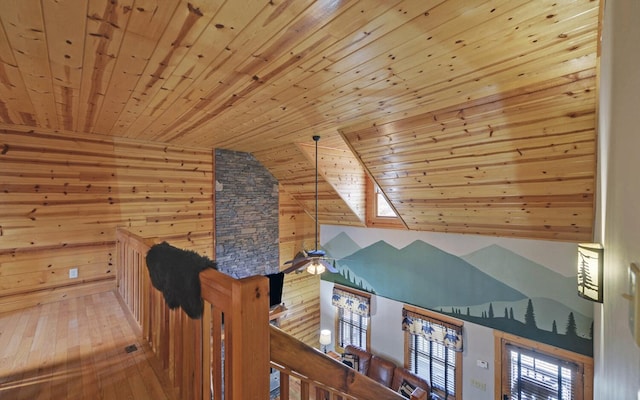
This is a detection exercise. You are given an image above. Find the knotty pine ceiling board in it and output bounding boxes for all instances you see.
[0,0,602,241]
[296,142,366,223]
[75,0,135,134]
[255,142,365,228]
[0,0,57,129]
[92,0,187,135]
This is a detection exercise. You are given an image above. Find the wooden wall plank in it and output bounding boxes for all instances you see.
[0,126,213,311]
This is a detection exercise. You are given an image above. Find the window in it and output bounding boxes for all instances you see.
[332,286,371,350]
[495,331,593,400]
[403,306,463,399]
[337,307,368,349]
[375,185,396,217]
[409,335,458,397]
[507,345,577,399]
[365,177,405,229]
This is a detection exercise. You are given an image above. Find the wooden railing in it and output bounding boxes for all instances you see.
[116,228,269,399]
[117,229,208,399]
[270,326,423,400]
[116,228,414,400]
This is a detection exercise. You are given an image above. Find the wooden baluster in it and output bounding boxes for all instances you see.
[279,371,290,400]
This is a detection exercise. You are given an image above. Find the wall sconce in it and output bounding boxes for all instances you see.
[319,329,332,353]
[623,263,640,347]
[577,243,604,303]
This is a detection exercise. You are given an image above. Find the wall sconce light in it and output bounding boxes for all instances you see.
[319,329,332,353]
[577,243,604,303]
[623,263,639,347]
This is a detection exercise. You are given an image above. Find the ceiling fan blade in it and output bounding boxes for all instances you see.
[306,249,326,257]
[282,257,312,274]
[319,259,338,273]
[283,251,308,265]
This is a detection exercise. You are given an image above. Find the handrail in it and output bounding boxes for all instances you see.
[116,228,271,399]
[270,326,409,400]
[199,269,270,399]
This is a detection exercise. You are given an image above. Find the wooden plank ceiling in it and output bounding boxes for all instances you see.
[0,0,601,241]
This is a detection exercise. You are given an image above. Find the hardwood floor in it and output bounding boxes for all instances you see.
[0,291,179,400]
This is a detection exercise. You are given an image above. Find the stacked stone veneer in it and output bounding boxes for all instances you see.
[215,149,279,277]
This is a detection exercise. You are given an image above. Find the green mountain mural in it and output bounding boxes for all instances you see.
[461,244,593,318]
[324,239,527,307]
[321,231,594,356]
[323,231,361,260]
[438,297,592,337]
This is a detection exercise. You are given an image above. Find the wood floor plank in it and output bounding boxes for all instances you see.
[0,291,179,400]
[0,306,21,372]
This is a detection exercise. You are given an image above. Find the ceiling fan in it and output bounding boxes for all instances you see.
[282,135,338,275]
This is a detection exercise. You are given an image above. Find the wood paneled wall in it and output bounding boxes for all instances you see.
[1,124,320,345]
[0,125,214,313]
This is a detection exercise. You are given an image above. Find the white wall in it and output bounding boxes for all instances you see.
[321,280,495,400]
[596,1,640,399]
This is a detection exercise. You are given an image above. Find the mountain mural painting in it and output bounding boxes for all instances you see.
[321,229,594,356]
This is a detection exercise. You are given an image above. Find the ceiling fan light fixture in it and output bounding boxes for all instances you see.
[282,135,338,275]
[307,135,325,275]
[306,259,326,275]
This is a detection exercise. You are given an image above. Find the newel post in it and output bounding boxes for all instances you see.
[228,274,270,399]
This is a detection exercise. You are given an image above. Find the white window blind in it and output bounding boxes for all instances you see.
[506,344,578,400]
[337,307,368,349]
[409,333,457,397]
[403,307,461,398]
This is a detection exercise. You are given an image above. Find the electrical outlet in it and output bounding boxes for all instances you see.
[69,268,78,279]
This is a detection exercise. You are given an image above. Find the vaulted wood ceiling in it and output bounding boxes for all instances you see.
[0,0,601,241]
